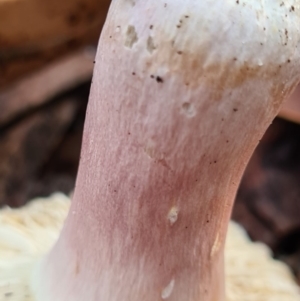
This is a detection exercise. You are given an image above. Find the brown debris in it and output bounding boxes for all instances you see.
[0,0,111,87]
[0,49,94,126]
[0,98,80,207]
[0,43,92,207]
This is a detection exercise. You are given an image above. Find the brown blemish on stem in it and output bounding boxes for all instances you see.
[147,36,156,53]
[75,260,80,275]
[142,25,294,105]
[156,76,163,83]
[162,47,269,98]
[125,25,138,48]
[157,158,171,170]
[144,146,172,170]
[181,102,196,117]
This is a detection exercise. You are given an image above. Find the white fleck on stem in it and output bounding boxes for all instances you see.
[161,279,175,299]
[211,233,221,258]
[168,206,179,225]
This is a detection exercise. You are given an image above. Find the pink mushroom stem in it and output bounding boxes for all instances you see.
[279,83,300,123]
[33,1,300,301]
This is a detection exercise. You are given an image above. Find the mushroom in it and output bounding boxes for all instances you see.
[3,0,300,301]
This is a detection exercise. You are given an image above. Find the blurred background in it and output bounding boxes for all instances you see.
[0,0,300,284]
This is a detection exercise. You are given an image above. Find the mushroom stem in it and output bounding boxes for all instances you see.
[33,1,300,301]
[279,83,300,123]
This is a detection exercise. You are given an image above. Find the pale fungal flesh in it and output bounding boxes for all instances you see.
[0,194,299,300]
[32,0,300,300]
